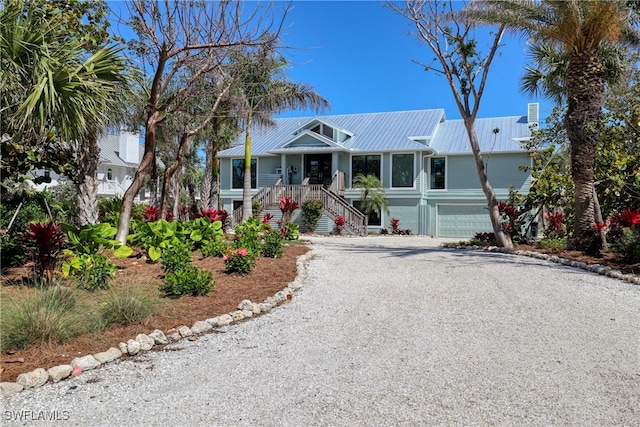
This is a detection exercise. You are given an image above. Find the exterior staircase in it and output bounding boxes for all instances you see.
[231,173,366,235]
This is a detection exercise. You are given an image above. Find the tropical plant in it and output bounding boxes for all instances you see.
[334,216,346,235]
[25,220,66,279]
[262,229,284,258]
[469,0,640,251]
[71,254,117,291]
[233,217,264,258]
[223,247,254,275]
[128,219,191,262]
[159,241,193,274]
[160,265,214,297]
[352,174,389,233]
[301,200,323,233]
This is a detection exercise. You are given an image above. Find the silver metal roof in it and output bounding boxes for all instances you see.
[98,135,139,168]
[219,109,533,157]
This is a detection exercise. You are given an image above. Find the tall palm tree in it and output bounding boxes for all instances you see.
[352,174,390,233]
[470,0,640,251]
[233,38,330,222]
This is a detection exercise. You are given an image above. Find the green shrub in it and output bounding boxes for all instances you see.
[160,241,193,273]
[0,233,26,269]
[280,222,300,240]
[234,217,263,258]
[611,227,640,263]
[160,265,214,297]
[223,247,254,275]
[0,285,87,350]
[73,254,117,291]
[301,200,323,232]
[200,238,228,258]
[536,237,567,252]
[262,229,284,258]
[100,285,159,325]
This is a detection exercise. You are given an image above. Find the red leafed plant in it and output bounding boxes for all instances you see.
[279,197,300,224]
[165,210,174,221]
[25,220,66,278]
[544,211,565,234]
[144,205,160,222]
[334,215,346,234]
[195,208,229,223]
[390,218,401,234]
[610,209,640,228]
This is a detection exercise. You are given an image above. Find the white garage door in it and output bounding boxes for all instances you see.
[437,205,493,238]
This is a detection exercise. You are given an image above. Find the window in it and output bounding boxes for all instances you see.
[311,123,334,140]
[232,159,256,189]
[351,155,381,183]
[391,154,414,188]
[107,168,113,180]
[353,200,382,227]
[430,157,446,190]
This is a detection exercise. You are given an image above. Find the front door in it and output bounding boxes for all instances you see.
[305,154,332,186]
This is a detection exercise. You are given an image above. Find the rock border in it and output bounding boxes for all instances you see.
[443,243,640,286]
[0,250,316,397]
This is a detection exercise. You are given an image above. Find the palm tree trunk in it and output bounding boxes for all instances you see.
[242,112,253,222]
[463,118,513,249]
[565,50,604,251]
[75,131,100,226]
[201,139,213,210]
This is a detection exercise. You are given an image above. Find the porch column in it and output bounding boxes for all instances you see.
[280,155,286,183]
[332,152,339,177]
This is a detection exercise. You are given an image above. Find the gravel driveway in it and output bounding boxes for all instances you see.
[3,236,639,426]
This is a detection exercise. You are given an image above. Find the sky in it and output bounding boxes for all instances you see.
[272,1,554,122]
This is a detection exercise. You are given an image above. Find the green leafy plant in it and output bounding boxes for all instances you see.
[62,222,133,258]
[128,219,190,262]
[200,238,229,258]
[100,285,159,325]
[301,199,323,233]
[159,241,193,273]
[262,229,284,258]
[186,216,223,249]
[536,237,568,252]
[233,217,264,258]
[71,254,117,291]
[279,221,300,240]
[159,265,214,297]
[223,247,254,275]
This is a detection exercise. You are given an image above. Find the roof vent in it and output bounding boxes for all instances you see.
[528,103,539,124]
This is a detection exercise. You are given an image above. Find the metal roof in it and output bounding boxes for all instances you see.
[430,115,533,153]
[98,134,139,168]
[219,109,533,157]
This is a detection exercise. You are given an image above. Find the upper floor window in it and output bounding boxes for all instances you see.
[351,155,381,184]
[311,123,334,140]
[107,168,113,180]
[232,159,257,189]
[429,157,446,190]
[391,154,414,188]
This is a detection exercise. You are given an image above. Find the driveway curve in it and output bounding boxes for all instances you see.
[3,236,639,426]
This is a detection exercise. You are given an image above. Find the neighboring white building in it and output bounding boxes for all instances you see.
[29,130,143,200]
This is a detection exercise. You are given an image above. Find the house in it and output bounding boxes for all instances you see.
[29,130,143,200]
[218,105,538,237]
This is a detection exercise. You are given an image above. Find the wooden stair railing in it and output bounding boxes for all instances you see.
[230,179,365,235]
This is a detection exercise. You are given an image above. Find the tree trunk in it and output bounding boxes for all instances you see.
[75,131,100,226]
[159,133,191,218]
[116,112,160,244]
[149,153,158,207]
[463,118,513,249]
[200,139,213,210]
[211,150,220,209]
[564,50,604,251]
[242,114,253,222]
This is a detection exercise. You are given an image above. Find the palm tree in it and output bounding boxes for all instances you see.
[233,38,330,222]
[470,0,640,251]
[1,1,132,226]
[352,174,390,233]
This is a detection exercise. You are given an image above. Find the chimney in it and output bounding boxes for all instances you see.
[527,103,539,125]
[118,130,140,164]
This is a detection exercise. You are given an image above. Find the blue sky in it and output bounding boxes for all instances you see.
[274,1,554,121]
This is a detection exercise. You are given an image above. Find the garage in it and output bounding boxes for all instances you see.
[437,204,493,238]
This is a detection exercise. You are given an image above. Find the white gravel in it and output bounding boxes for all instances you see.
[3,235,639,426]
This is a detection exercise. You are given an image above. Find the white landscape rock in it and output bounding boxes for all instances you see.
[119,342,128,354]
[191,320,212,334]
[94,347,122,364]
[238,299,253,311]
[71,355,100,371]
[0,382,24,396]
[165,328,181,341]
[176,325,193,338]
[126,339,140,356]
[47,365,72,383]
[135,334,154,351]
[148,329,169,345]
[252,303,261,315]
[16,368,48,389]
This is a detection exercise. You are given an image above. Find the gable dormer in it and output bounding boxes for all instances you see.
[294,118,352,144]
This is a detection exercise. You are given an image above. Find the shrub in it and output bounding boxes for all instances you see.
[0,233,26,269]
[536,237,567,252]
[160,265,214,297]
[334,215,346,234]
[279,221,300,240]
[543,211,566,239]
[469,232,497,246]
[279,197,300,224]
[72,254,117,291]
[144,205,160,222]
[160,241,193,273]
[262,229,284,258]
[25,220,66,279]
[200,238,229,258]
[252,200,263,218]
[0,285,87,350]
[301,200,323,232]
[224,247,254,275]
[610,227,640,263]
[234,217,263,258]
[100,285,159,325]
